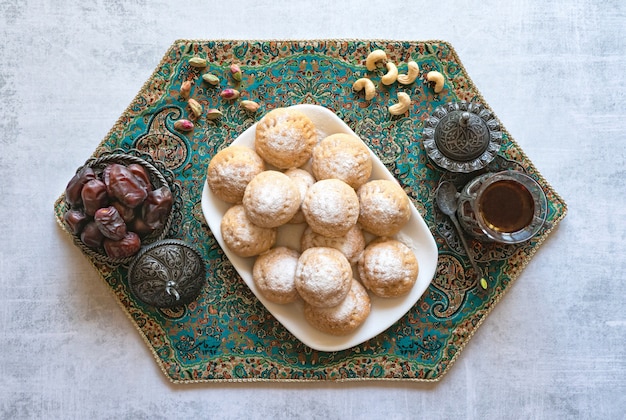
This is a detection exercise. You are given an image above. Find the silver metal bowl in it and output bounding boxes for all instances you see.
[62,149,179,266]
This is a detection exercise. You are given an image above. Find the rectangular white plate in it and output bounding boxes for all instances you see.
[201,104,438,352]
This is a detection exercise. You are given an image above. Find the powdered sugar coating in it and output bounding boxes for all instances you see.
[254,108,317,169]
[242,170,301,228]
[300,224,365,264]
[220,204,277,257]
[303,279,371,336]
[252,247,300,304]
[295,247,352,308]
[206,145,265,203]
[301,178,359,238]
[311,133,372,189]
[358,238,419,298]
[357,179,411,236]
[284,167,316,224]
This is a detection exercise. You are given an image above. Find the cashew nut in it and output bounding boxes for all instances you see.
[381,62,398,85]
[365,49,387,71]
[397,61,419,85]
[388,92,411,116]
[352,78,376,100]
[426,70,445,93]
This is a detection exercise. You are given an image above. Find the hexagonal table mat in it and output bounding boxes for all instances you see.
[54,39,567,383]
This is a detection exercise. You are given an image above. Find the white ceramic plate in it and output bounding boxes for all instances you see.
[201,104,438,352]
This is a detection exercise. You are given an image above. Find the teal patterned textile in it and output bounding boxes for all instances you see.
[54,40,567,382]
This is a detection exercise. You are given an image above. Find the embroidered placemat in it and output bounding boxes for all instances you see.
[53,39,567,383]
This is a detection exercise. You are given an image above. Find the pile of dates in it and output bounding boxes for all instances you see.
[63,160,173,259]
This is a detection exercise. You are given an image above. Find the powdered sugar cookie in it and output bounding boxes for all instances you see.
[357,179,411,237]
[242,170,300,228]
[357,238,419,298]
[301,179,359,238]
[303,279,371,336]
[254,108,317,169]
[252,247,300,304]
[206,145,265,204]
[284,167,316,224]
[220,204,276,257]
[300,224,365,264]
[311,133,372,189]
[295,247,352,308]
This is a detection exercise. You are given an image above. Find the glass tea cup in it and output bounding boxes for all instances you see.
[457,170,548,244]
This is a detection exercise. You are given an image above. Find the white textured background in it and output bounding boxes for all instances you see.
[1,1,625,419]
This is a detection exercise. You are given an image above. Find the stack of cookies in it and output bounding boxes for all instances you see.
[206,107,420,336]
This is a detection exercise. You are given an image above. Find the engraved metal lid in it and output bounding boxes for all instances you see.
[128,239,206,308]
[423,102,502,173]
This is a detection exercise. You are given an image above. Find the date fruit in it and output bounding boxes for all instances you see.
[104,163,148,208]
[81,179,109,216]
[104,231,141,259]
[142,186,173,230]
[81,221,104,249]
[65,167,96,208]
[94,206,127,240]
[127,163,152,192]
[64,209,88,234]
[112,201,135,223]
[129,215,154,238]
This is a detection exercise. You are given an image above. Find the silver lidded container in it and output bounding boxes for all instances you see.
[422,101,502,173]
[128,239,206,308]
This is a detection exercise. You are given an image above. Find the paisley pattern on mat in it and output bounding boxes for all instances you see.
[133,107,189,170]
[53,40,567,382]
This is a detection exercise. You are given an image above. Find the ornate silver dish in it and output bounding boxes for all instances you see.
[62,149,179,266]
[128,239,206,308]
[422,101,502,173]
